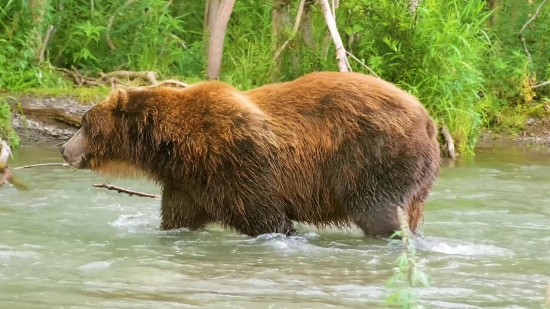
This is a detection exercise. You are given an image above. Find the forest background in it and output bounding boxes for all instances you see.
[0,0,549,156]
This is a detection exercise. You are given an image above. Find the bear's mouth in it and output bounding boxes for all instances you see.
[67,153,93,169]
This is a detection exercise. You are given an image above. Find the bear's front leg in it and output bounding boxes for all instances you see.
[160,186,210,231]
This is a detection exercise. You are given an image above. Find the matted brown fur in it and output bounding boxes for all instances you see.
[60,71,441,238]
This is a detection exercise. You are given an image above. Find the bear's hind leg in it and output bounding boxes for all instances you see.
[160,186,210,232]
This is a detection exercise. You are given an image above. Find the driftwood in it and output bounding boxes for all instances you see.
[55,68,189,89]
[440,124,456,159]
[18,106,82,128]
[0,138,12,186]
[0,138,30,190]
[0,166,12,186]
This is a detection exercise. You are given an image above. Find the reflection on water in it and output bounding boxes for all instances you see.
[1,145,549,308]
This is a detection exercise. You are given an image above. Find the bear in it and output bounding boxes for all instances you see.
[60,71,441,240]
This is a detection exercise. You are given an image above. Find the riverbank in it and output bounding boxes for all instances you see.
[4,93,550,151]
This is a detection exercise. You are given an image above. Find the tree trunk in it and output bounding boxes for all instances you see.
[301,0,316,49]
[319,0,349,72]
[281,2,300,74]
[29,0,47,61]
[487,0,498,26]
[271,0,288,81]
[206,0,235,80]
[204,0,221,58]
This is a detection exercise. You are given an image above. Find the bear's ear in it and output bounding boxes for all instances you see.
[108,88,130,113]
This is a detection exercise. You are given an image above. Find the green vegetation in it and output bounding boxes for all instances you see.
[1,0,549,153]
[0,98,19,148]
[385,207,430,309]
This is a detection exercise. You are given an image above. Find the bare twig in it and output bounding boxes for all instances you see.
[13,163,70,170]
[170,34,189,50]
[39,25,55,63]
[273,0,307,62]
[345,51,380,78]
[93,183,161,199]
[519,0,549,63]
[440,125,456,159]
[1,161,157,197]
[531,80,550,89]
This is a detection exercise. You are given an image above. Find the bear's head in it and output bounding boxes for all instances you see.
[60,87,160,179]
[60,84,265,181]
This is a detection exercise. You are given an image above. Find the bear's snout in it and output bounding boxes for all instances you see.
[60,129,89,168]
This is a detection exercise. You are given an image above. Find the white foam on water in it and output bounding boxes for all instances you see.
[427,240,515,257]
[423,300,482,309]
[77,261,112,271]
[110,212,156,233]
[0,250,39,259]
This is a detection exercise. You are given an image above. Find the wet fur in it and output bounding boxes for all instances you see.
[75,71,441,238]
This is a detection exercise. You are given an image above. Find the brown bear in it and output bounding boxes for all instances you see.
[60,71,441,239]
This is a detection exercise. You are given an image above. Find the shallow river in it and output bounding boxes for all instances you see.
[1,146,550,309]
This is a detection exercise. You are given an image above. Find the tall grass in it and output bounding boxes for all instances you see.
[340,0,492,154]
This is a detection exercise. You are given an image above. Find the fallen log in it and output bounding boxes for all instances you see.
[18,106,82,128]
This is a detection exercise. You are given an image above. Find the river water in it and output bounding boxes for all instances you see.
[1,146,549,309]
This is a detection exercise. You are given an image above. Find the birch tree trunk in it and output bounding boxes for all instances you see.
[319,0,349,72]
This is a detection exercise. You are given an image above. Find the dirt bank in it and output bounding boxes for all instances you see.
[7,95,93,147]
[6,94,550,150]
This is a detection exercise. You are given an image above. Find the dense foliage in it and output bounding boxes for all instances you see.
[0,0,549,152]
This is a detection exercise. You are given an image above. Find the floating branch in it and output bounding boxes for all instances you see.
[13,163,71,170]
[93,183,161,199]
